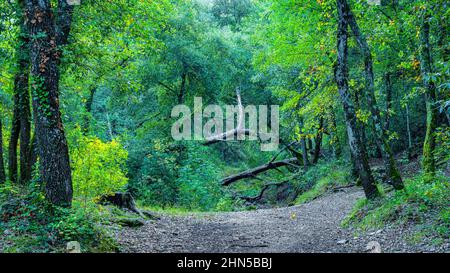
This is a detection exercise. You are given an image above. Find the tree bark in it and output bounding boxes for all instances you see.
[346,2,404,190]
[10,2,33,184]
[0,115,6,183]
[8,1,31,184]
[82,87,96,135]
[335,0,379,199]
[8,101,20,183]
[312,117,323,164]
[178,69,187,104]
[419,10,438,179]
[55,0,74,47]
[405,103,413,160]
[24,0,73,206]
[299,117,310,169]
[330,109,342,158]
[307,138,313,156]
[384,72,392,131]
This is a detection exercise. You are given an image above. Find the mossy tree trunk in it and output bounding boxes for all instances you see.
[419,10,438,179]
[24,0,75,206]
[8,104,20,183]
[384,72,393,132]
[345,1,404,190]
[335,0,379,200]
[8,1,34,185]
[0,115,6,183]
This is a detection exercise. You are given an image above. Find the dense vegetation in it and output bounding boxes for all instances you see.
[0,0,448,252]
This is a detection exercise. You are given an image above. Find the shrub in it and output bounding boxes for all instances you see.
[70,130,128,201]
[176,144,224,211]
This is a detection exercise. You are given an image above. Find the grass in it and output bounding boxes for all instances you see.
[342,173,450,243]
[294,160,353,204]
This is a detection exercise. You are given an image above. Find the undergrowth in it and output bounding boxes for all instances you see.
[294,160,353,204]
[0,179,119,253]
[342,173,449,243]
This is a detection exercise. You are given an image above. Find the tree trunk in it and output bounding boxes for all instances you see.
[346,2,404,190]
[8,103,20,183]
[384,72,392,131]
[18,1,32,184]
[419,10,438,179]
[299,118,310,169]
[82,87,96,135]
[405,103,413,160]
[8,1,32,184]
[307,139,313,156]
[437,2,449,63]
[25,0,73,206]
[312,117,323,164]
[178,70,187,104]
[330,109,342,158]
[0,115,6,183]
[354,88,369,159]
[335,0,379,200]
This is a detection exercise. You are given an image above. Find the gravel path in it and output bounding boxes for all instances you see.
[114,187,449,253]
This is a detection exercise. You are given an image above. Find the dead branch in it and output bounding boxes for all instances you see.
[221,157,299,186]
[239,180,290,202]
[203,88,256,145]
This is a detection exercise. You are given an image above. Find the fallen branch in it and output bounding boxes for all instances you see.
[239,180,290,202]
[221,158,299,186]
[203,88,256,145]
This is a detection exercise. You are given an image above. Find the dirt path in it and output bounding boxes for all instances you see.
[113,187,448,253]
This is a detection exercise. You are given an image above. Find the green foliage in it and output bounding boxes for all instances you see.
[176,144,232,211]
[435,126,450,167]
[69,128,128,201]
[0,0,449,253]
[294,160,353,204]
[343,174,449,242]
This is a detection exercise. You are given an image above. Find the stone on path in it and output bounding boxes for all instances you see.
[66,241,81,253]
[365,241,382,253]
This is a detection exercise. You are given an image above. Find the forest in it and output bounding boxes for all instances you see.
[0,0,448,253]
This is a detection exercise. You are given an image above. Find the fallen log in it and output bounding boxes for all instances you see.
[221,158,300,186]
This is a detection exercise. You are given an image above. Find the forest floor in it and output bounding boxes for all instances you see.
[113,185,448,253]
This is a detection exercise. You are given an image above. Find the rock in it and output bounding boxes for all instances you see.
[365,241,382,253]
[3,229,13,236]
[116,218,145,227]
[66,241,81,253]
[337,239,348,245]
